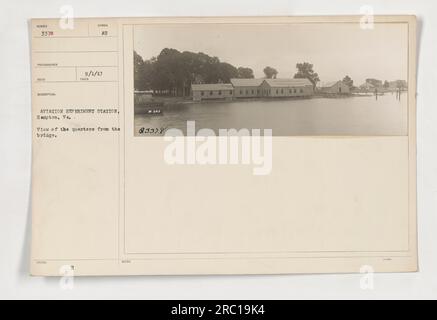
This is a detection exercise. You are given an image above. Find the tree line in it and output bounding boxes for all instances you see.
[134,48,255,96]
[134,48,356,96]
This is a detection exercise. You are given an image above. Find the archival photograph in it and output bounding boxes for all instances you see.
[133,22,409,136]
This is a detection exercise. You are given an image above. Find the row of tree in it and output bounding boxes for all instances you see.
[134,48,255,96]
[134,48,355,96]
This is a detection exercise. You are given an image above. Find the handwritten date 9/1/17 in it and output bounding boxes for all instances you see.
[138,127,167,135]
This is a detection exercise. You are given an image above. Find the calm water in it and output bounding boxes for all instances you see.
[135,93,407,136]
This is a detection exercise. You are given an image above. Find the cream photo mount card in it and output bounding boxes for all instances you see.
[30,16,417,276]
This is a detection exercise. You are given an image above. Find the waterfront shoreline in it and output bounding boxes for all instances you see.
[134,93,407,136]
[135,92,393,109]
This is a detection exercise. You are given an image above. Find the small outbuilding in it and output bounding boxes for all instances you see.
[134,90,153,105]
[359,81,377,92]
[317,81,350,94]
[191,83,234,101]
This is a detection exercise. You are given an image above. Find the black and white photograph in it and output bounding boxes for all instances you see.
[134,22,409,136]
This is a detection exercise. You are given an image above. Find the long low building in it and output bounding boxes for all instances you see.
[230,78,264,98]
[260,78,314,97]
[191,78,314,101]
[191,83,234,101]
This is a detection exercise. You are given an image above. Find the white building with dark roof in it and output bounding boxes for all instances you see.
[191,83,234,101]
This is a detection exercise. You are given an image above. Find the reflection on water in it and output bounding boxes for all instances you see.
[134,93,407,136]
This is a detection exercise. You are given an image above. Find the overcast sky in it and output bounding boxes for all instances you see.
[133,23,408,85]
